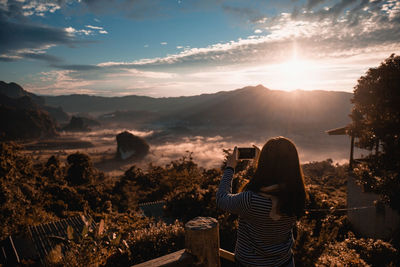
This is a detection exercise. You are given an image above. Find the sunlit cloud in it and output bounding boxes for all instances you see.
[65,25,108,36]
[64,130,351,169]
[107,68,177,79]
[95,1,400,71]
[86,25,108,34]
[85,25,103,30]
[65,26,93,36]
[2,0,400,96]
[21,1,60,17]
[25,70,98,95]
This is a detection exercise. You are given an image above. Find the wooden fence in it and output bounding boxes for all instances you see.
[132,217,235,267]
[347,175,400,239]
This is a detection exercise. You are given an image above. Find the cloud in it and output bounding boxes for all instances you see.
[306,0,327,10]
[51,64,102,71]
[86,24,108,34]
[19,52,62,63]
[85,25,103,30]
[222,4,265,22]
[0,20,73,54]
[25,69,100,95]
[0,1,110,63]
[65,26,93,36]
[0,0,76,62]
[92,0,400,70]
[78,0,168,19]
[107,68,177,79]
[21,1,61,16]
[13,0,400,96]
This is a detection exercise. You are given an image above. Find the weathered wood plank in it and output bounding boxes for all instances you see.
[132,249,193,267]
[219,248,235,262]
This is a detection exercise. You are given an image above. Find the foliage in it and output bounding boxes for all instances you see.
[350,54,400,153]
[316,232,398,266]
[1,143,399,266]
[66,152,97,185]
[123,220,185,265]
[353,161,400,212]
[349,54,400,212]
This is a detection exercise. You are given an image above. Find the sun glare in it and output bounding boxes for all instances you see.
[276,59,316,91]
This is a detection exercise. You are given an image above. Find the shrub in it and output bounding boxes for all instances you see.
[126,220,185,265]
[66,152,96,185]
[317,233,399,266]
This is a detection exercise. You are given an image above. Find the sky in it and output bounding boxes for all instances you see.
[1,0,399,97]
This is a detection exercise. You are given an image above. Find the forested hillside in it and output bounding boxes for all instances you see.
[1,143,398,266]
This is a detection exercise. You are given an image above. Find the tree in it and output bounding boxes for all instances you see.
[349,54,400,211]
[66,152,96,185]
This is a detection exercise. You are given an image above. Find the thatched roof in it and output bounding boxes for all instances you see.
[1,214,95,265]
[326,126,348,135]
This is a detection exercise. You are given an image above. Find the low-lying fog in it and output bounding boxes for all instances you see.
[24,128,370,176]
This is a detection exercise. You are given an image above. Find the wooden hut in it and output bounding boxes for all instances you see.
[0,214,95,265]
[326,126,400,239]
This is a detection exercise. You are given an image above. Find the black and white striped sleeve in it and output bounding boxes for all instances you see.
[216,168,252,217]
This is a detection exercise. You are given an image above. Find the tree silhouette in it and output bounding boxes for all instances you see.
[350,54,400,211]
[66,152,95,185]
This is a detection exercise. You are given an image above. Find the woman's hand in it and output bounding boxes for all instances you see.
[253,145,261,168]
[226,146,238,169]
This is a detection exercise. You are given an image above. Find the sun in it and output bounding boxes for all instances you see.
[276,59,315,91]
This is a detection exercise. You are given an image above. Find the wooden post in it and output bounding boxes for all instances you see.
[349,135,355,169]
[185,217,220,267]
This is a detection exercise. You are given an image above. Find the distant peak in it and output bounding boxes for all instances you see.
[0,81,23,89]
[245,84,269,90]
[255,84,268,90]
[238,84,269,93]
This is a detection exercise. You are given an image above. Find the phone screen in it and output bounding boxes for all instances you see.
[237,147,256,159]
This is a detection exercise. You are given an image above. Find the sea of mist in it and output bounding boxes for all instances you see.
[32,128,366,174]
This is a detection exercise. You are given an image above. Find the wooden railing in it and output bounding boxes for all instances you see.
[132,217,235,267]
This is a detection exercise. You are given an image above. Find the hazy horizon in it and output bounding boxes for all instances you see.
[28,128,355,173]
[28,84,351,98]
[1,1,399,97]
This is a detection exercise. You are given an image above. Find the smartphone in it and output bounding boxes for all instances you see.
[237,147,256,160]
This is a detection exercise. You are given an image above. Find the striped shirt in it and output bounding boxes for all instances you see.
[216,168,296,267]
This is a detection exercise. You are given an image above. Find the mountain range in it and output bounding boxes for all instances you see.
[0,93,57,140]
[44,84,353,139]
[0,81,69,123]
[1,81,353,143]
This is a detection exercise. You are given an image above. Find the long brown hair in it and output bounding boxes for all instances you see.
[243,137,307,217]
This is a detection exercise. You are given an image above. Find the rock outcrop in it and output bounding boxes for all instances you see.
[116,131,149,160]
[62,116,101,132]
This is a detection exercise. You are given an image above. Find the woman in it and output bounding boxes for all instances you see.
[216,137,307,267]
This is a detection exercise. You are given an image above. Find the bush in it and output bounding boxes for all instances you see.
[317,233,399,266]
[1,142,399,266]
[126,220,185,265]
[66,152,96,185]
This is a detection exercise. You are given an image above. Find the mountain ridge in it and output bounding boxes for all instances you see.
[43,84,352,114]
[0,93,57,140]
[1,82,353,142]
[0,81,69,122]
